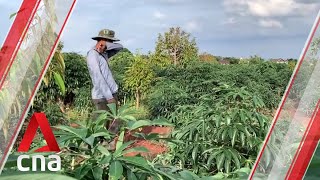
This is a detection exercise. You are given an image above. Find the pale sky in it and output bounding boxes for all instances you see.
[0,0,320,59]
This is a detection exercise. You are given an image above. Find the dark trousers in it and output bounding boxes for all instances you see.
[92,94,120,134]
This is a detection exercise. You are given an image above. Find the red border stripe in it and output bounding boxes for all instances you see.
[0,0,39,88]
[285,100,320,179]
[0,0,77,170]
[249,14,320,179]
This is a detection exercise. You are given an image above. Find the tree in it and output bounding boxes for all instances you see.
[288,58,297,71]
[248,55,263,64]
[149,53,171,68]
[109,50,135,103]
[155,27,198,66]
[124,55,155,108]
[199,52,218,63]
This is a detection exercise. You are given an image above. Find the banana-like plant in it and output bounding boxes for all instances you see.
[53,103,176,180]
[43,42,66,96]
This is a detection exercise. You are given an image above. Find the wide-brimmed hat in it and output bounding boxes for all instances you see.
[92,29,120,42]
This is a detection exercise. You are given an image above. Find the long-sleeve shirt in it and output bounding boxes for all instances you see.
[105,42,123,59]
[86,43,123,100]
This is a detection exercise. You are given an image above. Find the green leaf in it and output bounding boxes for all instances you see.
[179,170,199,180]
[85,135,95,147]
[91,132,111,138]
[200,177,220,180]
[118,156,152,171]
[231,129,238,147]
[92,166,103,180]
[122,115,137,121]
[107,103,117,116]
[207,150,221,168]
[75,164,92,179]
[211,172,225,179]
[221,129,228,141]
[109,161,123,180]
[224,151,232,173]
[217,153,225,171]
[55,126,87,141]
[202,173,224,179]
[127,169,138,180]
[114,141,134,157]
[235,167,251,174]
[192,144,199,164]
[94,113,108,126]
[128,120,152,130]
[116,131,125,150]
[100,155,112,164]
[97,145,110,156]
[53,72,66,96]
[122,146,149,155]
[9,12,17,19]
[229,149,241,169]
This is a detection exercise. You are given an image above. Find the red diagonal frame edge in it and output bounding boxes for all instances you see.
[249,13,320,179]
[284,99,320,179]
[17,113,60,152]
[0,0,40,90]
[0,0,77,172]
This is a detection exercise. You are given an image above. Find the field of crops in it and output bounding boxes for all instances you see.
[2,27,297,179]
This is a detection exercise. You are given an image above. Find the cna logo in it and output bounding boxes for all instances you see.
[16,113,61,172]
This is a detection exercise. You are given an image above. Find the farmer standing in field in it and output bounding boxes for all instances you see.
[86,29,123,134]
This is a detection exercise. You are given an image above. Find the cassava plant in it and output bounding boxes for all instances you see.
[168,83,272,175]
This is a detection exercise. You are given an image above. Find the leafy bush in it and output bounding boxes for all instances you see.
[55,104,177,179]
[73,86,94,115]
[146,80,191,117]
[109,50,135,104]
[148,61,292,118]
[64,52,91,90]
[31,52,91,114]
[63,52,91,105]
[166,84,270,175]
[124,54,155,108]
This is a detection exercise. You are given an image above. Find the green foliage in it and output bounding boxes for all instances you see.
[32,52,92,116]
[149,53,171,68]
[63,52,94,117]
[43,103,66,126]
[13,23,296,179]
[43,42,66,96]
[155,27,198,66]
[53,104,178,180]
[222,57,240,64]
[124,55,155,108]
[248,55,264,64]
[64,52,91,92]
[199,52,218,63]
[288,59,297,71]
[167,84,270,175]
[146,79,191,117]
[109,50,135,104]
[147,62,291,117]
[73,86,94,115]
[109,50,134,76]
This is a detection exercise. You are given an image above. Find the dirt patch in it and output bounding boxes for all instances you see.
[124,140,168,158]
[122,126,173,159]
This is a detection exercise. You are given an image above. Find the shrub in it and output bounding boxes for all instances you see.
[167,84,271,175]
